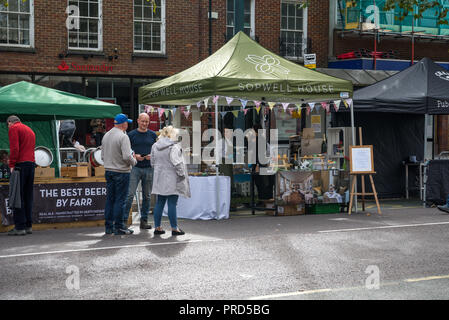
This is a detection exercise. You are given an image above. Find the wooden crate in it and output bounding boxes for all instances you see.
[61,163,89,177]
[34,166,55,178]
[94,166,105,177]
[267,204,305,216]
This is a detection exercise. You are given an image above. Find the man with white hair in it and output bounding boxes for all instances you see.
[123,113,157,230]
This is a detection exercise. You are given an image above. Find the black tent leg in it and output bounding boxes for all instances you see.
[251,168,255,215]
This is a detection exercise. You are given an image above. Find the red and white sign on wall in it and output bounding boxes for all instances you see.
[57,61,113,73]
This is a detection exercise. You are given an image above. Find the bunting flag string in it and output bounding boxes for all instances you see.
[148,96,350,121]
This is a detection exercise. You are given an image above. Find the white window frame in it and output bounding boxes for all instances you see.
[0,0,34,48]
[226,0,255,39]
[280,0,307,60]
[67,0,103,51]
[133,0,166,54]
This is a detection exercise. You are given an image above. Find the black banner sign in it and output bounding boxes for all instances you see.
[0,182,107,226]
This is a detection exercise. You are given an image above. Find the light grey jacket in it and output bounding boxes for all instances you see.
[101,127,137,173]
[150,137,191,198]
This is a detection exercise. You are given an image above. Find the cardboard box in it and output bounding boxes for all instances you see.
[94,166,105,177]
[301,138,322,156]
[302,128,315,139]
[34,166,55,178]
[61,162,89,177]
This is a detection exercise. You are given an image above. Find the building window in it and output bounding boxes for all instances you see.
[134,0,165,53]
[0,0,34,47]
[280,1,306,59]
[68,0,102,50]
[226,0,255,40]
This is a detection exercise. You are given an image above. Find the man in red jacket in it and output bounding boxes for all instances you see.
[7,115,36,236]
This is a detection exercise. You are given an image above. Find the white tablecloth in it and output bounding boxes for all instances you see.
[163,176,230,220]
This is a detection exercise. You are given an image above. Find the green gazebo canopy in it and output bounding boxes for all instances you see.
[139,31,353,105]
[0,81,121,121]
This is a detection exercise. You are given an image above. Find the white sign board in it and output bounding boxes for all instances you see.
[350,145,374,174]
[304,53,316,69]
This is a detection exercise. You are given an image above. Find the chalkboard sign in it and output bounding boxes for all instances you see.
[349,145,375,174]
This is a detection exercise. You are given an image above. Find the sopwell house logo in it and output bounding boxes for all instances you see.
[57,61,113,73]
[435,71,449,81]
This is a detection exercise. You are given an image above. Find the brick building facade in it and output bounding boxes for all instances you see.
[0,0,333,146]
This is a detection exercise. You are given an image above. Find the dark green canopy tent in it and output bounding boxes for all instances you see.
[0,81,122,176]
[0,81,121,121]
[138,31,355,215]
[139,31,353,105]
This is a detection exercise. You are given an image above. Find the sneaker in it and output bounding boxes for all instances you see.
[114,228,134,235]
[172,229,185,236]
[437,205,449,213]
[140,220,152,229]
[105,229,114,235]
[8,228,26,236]
[25,227,32,234]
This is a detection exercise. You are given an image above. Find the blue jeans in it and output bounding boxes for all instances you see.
[104,171,130,231]
[123,166,153,223]
[153,195,179,229]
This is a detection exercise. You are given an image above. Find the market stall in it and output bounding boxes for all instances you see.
[335,57,449,204]
[0,81,121,230]
[139,31,354,217]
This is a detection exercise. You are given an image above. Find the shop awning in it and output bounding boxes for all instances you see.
[353,57,449,114]
[0,81,122,121]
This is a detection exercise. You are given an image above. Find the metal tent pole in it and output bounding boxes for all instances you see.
[350,100,358,213]
[215,99,220,217]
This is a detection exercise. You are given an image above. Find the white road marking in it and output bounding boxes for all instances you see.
[2,221,449,259]
[0,238,222,259]
[318,221,449,233]
[249,275,449,300]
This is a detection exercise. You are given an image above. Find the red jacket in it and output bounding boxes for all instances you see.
[8,122,36,168]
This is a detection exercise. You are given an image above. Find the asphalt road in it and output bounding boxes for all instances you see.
[1,206,449,300]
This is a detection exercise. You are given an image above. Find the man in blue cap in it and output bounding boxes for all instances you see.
[101,114,137,235]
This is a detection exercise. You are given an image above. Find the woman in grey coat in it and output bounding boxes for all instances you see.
[151,126,190,236]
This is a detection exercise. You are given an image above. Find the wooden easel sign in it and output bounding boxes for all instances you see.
[349,145,375,174]
[348,145,381,215]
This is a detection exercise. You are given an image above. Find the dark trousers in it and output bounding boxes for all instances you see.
[13,162,35,230]
[254,174,275,200]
